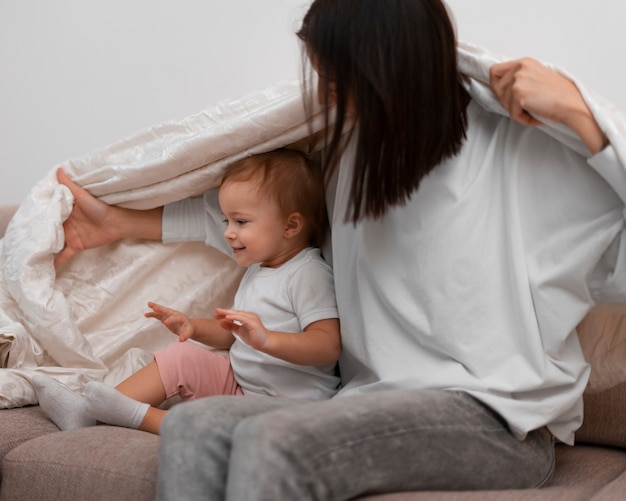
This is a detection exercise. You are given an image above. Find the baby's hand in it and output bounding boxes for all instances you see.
[215,308,269,350]
[145,301,194,342]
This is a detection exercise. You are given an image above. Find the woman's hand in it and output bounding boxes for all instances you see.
[145,301,195,342]
[214,307,269,351]
[55,168,126,267]
[55,168,163,268]
[489,58,605,153]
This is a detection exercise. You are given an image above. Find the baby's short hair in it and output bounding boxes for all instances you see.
[222,149,327,247]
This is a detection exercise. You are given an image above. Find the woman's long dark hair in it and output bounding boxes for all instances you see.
[298,0,469,222]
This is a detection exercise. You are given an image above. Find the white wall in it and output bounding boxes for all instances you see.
[445,0,625,110]
[1,0,625,206]
[0,0,310,205]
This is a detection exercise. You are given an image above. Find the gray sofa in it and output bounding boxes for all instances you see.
[1,204,626,501]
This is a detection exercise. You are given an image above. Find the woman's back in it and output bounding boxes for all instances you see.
[331,99,624,445]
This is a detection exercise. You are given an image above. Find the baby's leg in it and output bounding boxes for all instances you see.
[115,360,168,434]
[86,343,241,435]
[116,360,167,405]
[31,374,96,430]
[84,360,165,434]
[84,381,152,432]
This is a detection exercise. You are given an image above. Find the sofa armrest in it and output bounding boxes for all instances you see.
[0,205,18,238]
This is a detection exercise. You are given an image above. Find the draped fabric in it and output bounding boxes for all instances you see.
[1,43,625,408]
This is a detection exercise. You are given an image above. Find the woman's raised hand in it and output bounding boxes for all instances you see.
[489,58,605,153]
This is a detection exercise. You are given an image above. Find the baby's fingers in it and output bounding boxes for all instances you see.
[145,301,171,319]
[147,301,170,313]
[214,307,229,319]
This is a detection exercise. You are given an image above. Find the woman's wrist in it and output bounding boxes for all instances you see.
[560,98,606,154]
[114,206,164,241]
[573,115,606,155]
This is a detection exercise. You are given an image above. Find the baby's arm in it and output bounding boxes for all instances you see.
[146,302,234,349]
[215,307,340,366]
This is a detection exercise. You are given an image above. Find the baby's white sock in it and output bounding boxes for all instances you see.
[31,374,97,430]
[84,381,150,430]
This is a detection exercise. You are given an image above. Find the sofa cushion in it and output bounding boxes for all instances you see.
[360,444,626,500]
[1,425,159,501]
[577,303,626,393]
[590,470,626,500]
[577,380,626,448]
[2,426,626,501]
[0,406,58,481]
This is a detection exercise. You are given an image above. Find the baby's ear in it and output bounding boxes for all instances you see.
[284,212,304,238]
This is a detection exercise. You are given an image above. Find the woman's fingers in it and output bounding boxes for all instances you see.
[490,59,542,126]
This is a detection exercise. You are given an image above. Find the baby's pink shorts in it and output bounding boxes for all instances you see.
[154,342,243,401]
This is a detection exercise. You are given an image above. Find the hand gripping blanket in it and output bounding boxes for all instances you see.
[1,43,626,408]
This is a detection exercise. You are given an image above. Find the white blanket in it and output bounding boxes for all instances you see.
[1,43,625,408]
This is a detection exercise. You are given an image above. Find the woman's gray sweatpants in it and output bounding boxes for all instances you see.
[156,389,555,501]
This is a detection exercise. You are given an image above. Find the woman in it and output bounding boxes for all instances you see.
[56,0,624,499]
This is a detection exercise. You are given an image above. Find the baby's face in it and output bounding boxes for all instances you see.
[219,179,288,268]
